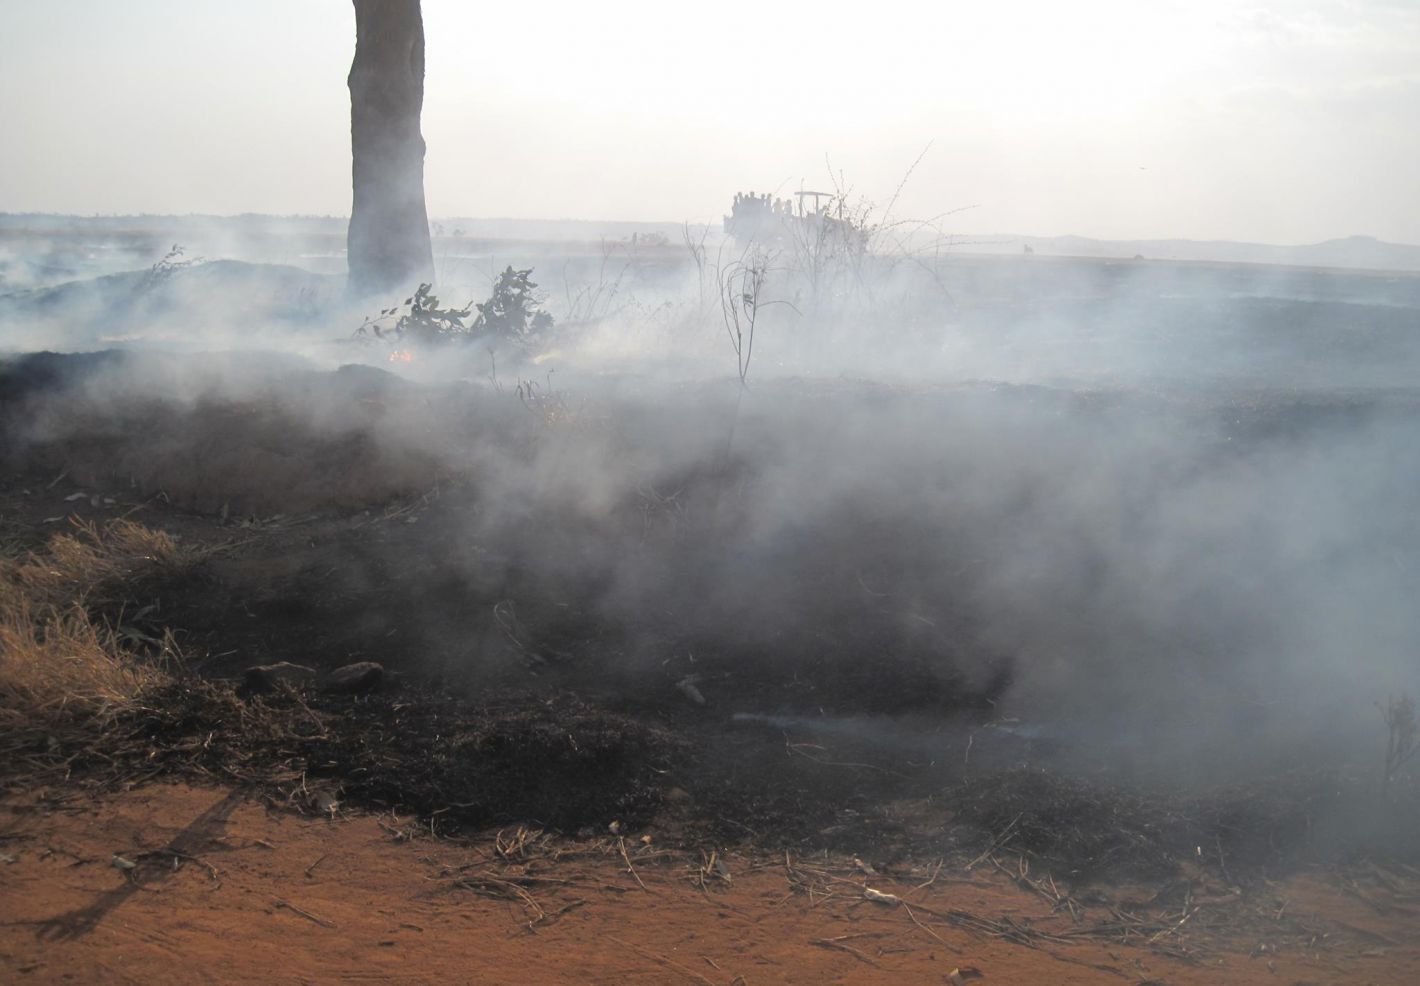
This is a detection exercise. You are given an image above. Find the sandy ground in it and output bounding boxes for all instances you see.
[2,784,1417,985]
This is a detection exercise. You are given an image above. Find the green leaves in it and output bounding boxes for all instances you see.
[357,270,553,350]
[470,266,554,344]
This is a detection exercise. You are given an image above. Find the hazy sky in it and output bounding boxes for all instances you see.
[1,0,1417,243]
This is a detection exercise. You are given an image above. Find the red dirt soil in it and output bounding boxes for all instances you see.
[2,784,1416,985]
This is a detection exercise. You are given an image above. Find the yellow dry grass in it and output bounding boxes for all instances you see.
[4,518,184,611]
[0,602,163,728]
[0,519,185,731]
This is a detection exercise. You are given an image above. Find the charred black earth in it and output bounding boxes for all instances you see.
[3,350,1418,885]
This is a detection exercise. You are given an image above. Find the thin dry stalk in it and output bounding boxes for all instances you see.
[606,935,720,986]
[1382,694,1418,798]
[618,836,651,893]
[809,934,881,966]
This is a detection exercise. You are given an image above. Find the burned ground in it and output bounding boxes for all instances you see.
[3,350,1416,897]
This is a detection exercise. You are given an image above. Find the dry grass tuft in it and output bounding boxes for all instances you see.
[3,518,184,613]
[0,603,163,729]
[0,519,188,741]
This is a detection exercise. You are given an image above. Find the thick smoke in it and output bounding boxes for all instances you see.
[3,220,1420,794]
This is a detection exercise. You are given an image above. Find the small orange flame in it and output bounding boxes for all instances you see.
[388,349,414,364]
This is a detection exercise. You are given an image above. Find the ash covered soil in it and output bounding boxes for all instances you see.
[4,348,1420,981]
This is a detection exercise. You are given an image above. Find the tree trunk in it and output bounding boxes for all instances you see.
[347,0,434,294]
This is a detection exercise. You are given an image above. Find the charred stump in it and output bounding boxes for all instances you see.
[347,0,435,294]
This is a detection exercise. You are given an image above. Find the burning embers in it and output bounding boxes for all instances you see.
[388,349,415,363]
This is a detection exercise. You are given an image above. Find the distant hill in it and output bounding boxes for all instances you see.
[4,213,1418,275]
[433,217,694,243]
[442,225,1420,273]
[963,233,1420,273]
[0,213,691,244]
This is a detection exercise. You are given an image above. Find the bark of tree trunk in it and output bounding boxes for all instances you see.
[347,0,434,294]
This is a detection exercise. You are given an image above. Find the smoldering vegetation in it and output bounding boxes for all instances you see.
[7,348,1419,761]
[3,219,1420,878]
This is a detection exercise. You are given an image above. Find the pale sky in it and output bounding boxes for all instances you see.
[1,0,1417,243]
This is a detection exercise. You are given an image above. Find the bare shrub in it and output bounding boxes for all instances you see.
[138,243,204,292]
[719,251,771,389]
[733,149,970,326]
[562,242,633,325]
